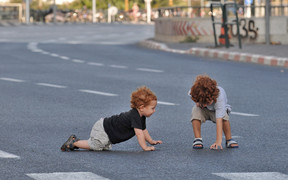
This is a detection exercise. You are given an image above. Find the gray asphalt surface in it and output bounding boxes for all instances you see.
[0,23,287,180]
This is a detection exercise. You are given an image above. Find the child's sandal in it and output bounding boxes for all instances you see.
[226,139,239,148]
[193,138,203,149]
[60,135,80,151]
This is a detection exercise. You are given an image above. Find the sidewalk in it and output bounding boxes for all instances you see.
[139,39,288,69]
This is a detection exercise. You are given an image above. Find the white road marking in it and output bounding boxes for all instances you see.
[26,172,109,180]
[109,65,127,69]
[31,49,43,53]
[136,68,163,73]
[36,83,67,88]
[79,89,118,97]
[87,62,104,66]
[157,101,179,106]
[0,150,20,159]
[59,56,70,60]
[40,51,49,55]
[50,53,59,57]
[213,172,288,180]
[0,77,25,82]
[231,112,259,117]
[72,59,85,63]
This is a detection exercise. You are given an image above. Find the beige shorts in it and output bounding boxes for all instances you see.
[88,118,112,151]
[191,106,229,124]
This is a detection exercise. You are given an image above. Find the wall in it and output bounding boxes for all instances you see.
[155,16,288,45]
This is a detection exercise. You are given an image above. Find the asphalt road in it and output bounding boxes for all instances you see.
[0,23,287,180]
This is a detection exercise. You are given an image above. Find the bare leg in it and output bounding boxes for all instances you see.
[73,140,90,150]
[192,119,201,138]
[223,120,238,147]
[192,120,202,148]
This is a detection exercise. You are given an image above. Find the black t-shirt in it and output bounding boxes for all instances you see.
[103,108,146,144]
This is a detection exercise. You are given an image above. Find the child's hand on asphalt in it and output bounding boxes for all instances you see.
[210,142,223,150]
[144,146,155,151]
[151,140,163,145]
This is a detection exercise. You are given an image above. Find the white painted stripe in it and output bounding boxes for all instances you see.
[87,62,104,66]
[50,53,59,57]
[40,51,49,55]
[136,68,163,73]
[213,172,288,180]
[31,49,43,53]
[59,56,70,60]
[0,150,20,159]
[26,172,109,180]
[157,101,179,106]
[231,112,259,117]
[36,83,67,88]
[0,77,25,82]
[109,65,127,69]
[72,59,85,63]
[79,89,118,97]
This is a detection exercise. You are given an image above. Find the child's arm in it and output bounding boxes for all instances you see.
[143,129,162,145]
[210,118,223,149]
[134,128,155,151]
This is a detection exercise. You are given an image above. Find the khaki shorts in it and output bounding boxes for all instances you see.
[191,106,229,124]
[88,118,112,151]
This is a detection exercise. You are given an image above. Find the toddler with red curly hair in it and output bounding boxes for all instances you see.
[189,75,238,150]
[61,86,162,152]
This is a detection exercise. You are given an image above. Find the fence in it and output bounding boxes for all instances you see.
[156,5,288,18]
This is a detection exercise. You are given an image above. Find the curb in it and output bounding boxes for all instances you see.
[139,40,288,69]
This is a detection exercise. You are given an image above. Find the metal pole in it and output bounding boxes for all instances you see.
[146,0,151,23]
[265,0,270,45]
[53,0,56,23]
[25,0,29,24]
[92,0,96,23]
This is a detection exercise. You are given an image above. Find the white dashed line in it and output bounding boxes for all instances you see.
[72,59,85,63]
[59,56,70,60]
[40,51,49,55]
[136,68,163,73]
[0,77,25,82]
[0,150,20,159]
[79,89,118,97]
[213,172,288,180]
[87,62,104,66]
[157,101,179,106]
[50,53,59,57]
[231,112,259,117]
[26,172,110,180]
[109,65,128,69]
[36,83,67,88]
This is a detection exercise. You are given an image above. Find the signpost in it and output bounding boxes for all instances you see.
[25,0,29,24]
[145,0,152,23]
[92,0,96,23]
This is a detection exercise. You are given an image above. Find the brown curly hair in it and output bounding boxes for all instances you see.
[190,75,219,104]
[130,86,157,109]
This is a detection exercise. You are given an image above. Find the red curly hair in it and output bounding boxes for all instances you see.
[130,86,157,109]
[190,75,219,104]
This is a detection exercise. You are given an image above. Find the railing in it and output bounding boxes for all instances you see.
[156,5,288,18]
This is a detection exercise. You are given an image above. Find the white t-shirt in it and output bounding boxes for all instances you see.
[206,86,231,119]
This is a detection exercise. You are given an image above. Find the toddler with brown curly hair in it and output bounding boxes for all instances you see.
[189,75,238,150]
[61,86,162,152]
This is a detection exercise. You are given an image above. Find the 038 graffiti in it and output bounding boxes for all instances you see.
[229,19,259,40]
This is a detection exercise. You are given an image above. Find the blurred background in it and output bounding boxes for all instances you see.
[0,0,287,24]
